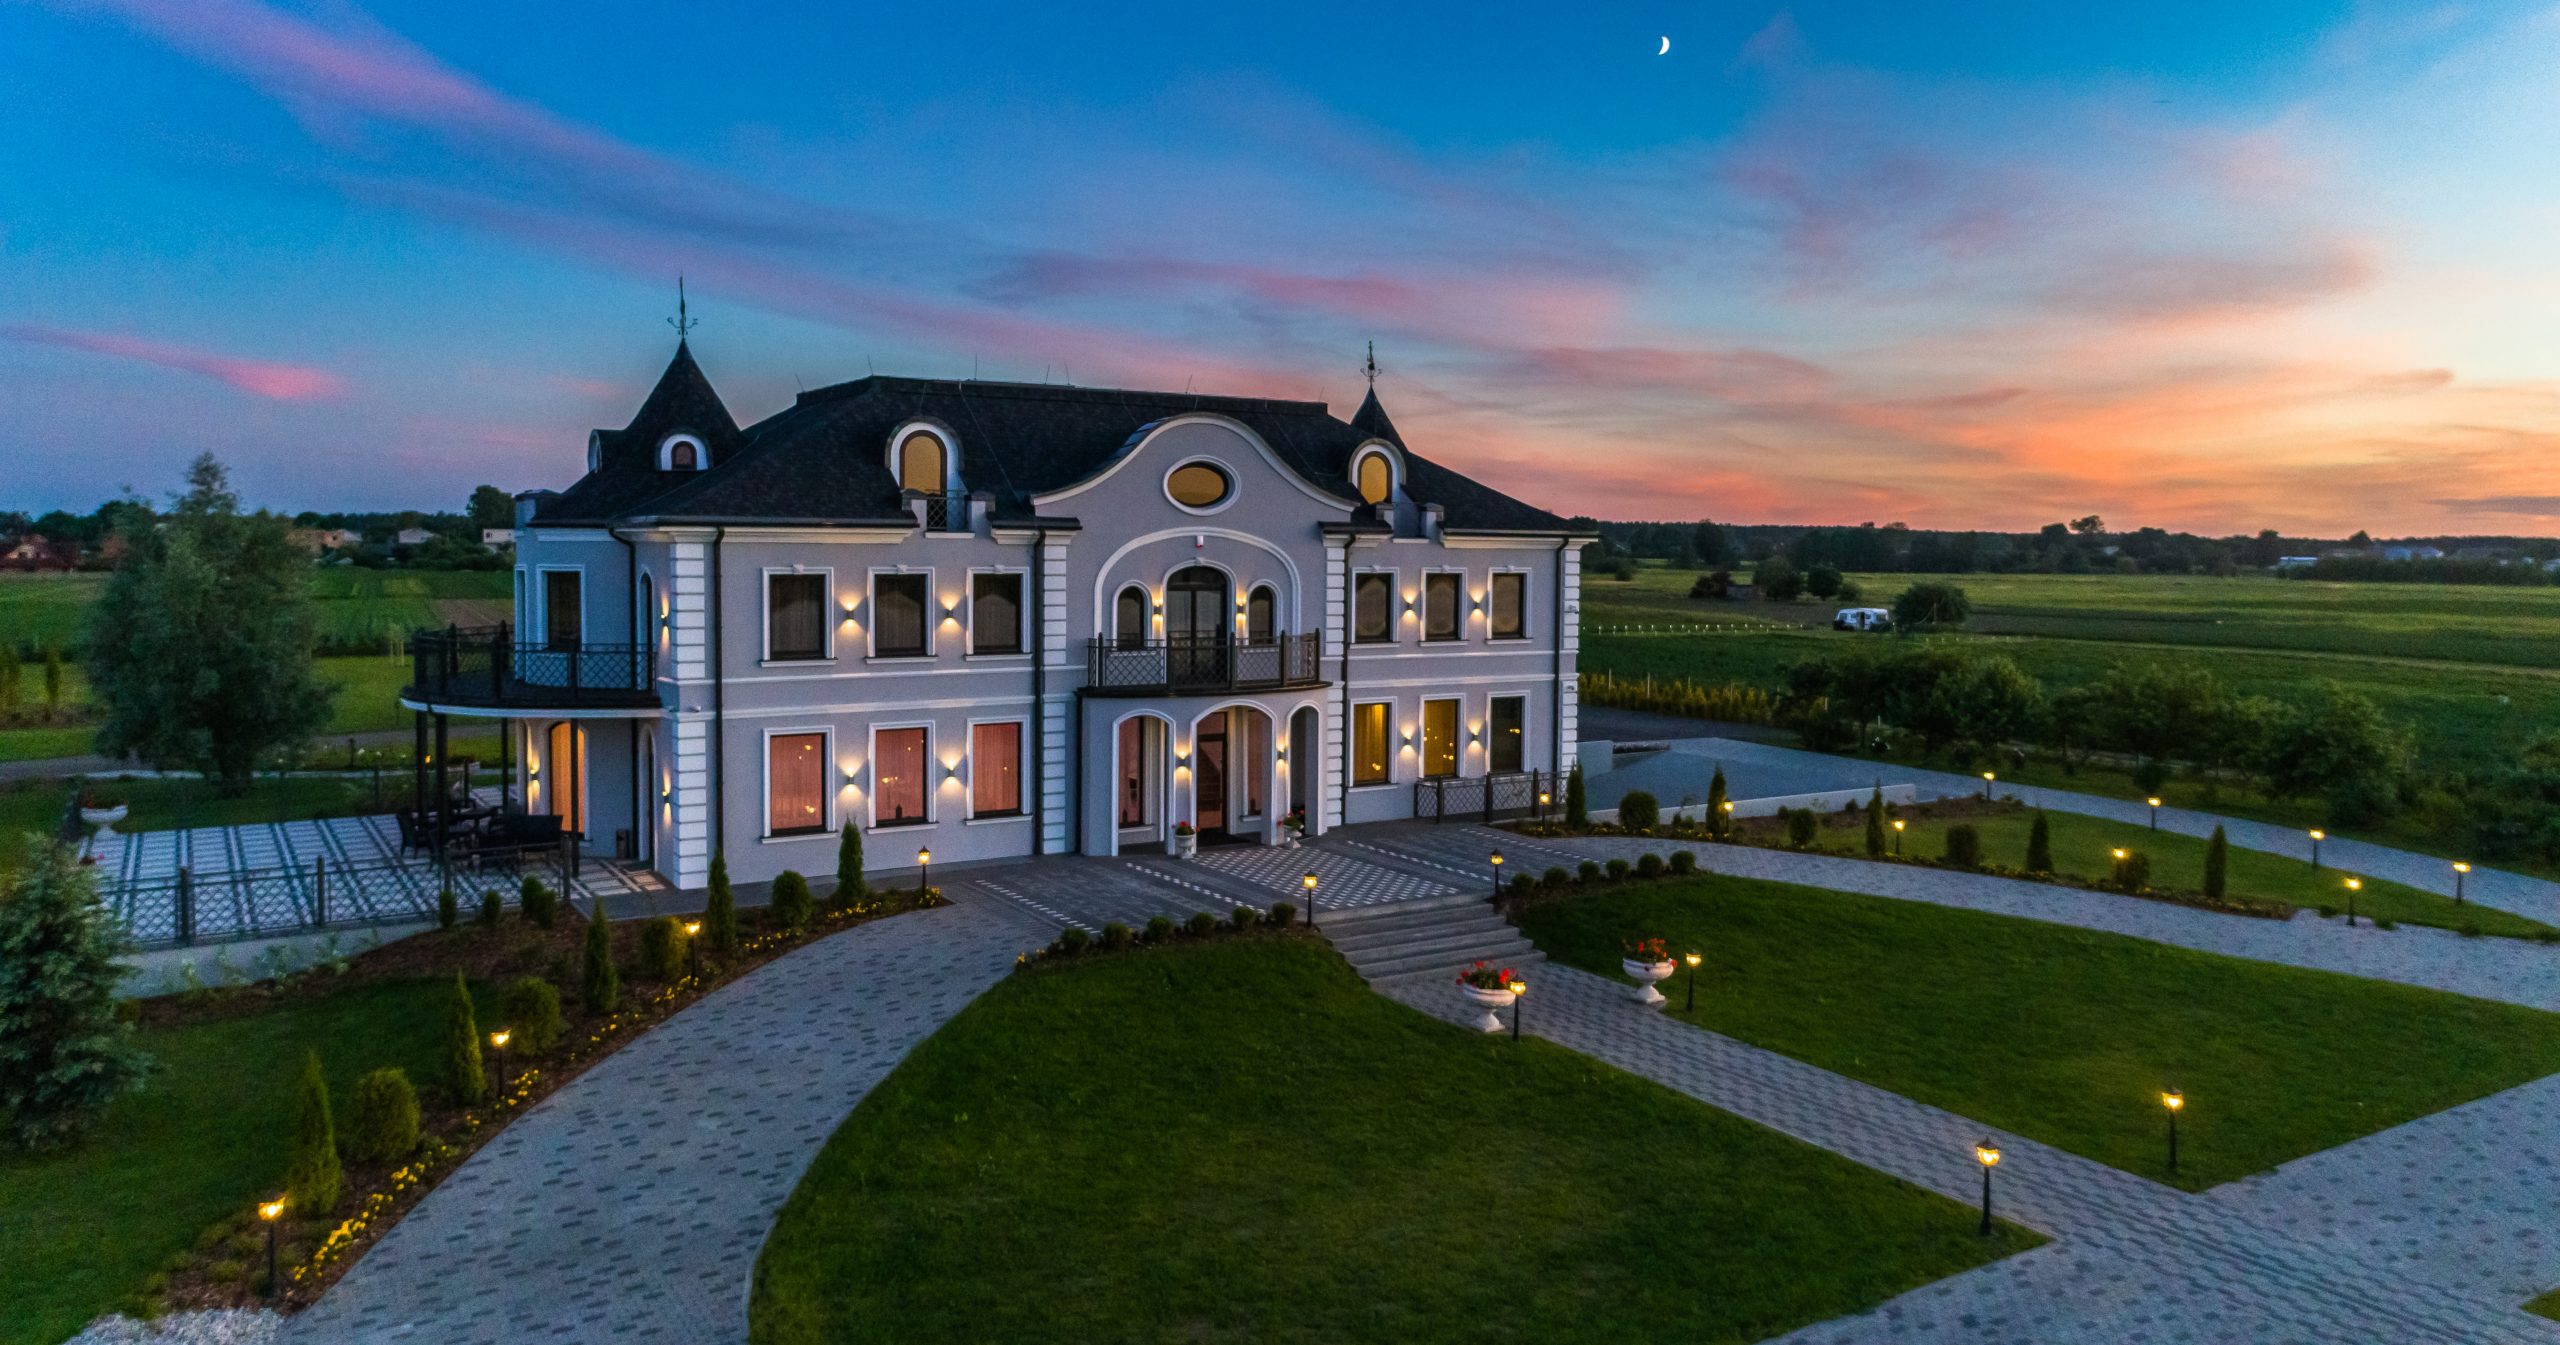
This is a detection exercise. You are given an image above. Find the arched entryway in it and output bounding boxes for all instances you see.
[1188,703,1275,845]
[1111,710,1173,855]
[1288,705,1318,823]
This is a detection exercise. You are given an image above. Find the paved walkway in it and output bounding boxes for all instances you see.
[286,900,1033,1345]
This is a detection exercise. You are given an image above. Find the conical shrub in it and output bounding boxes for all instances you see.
[2027,811,2053,874]
[442,973,486,1105]
[835,824,866,909]
[703,851,738,953]
[282,1049,342,1214]
[581,901,620,1014]
[2204,825,2229,899]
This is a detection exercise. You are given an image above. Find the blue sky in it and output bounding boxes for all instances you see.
[6,1,2558,534]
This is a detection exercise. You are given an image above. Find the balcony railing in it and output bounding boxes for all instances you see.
[907,490,971,533]
[1086,633,1324,695]
[405,624,659,711]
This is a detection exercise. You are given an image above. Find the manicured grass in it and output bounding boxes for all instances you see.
[2525,1286,2560,1321]
[0,570,508,660]
[0,979,484,1345]
[1872,807,2555,938]
[0,723,94,764]
[0,572,107,651]
[1518,875,2560,1190]
[751,938,2039,1345]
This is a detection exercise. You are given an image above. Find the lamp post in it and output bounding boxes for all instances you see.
[917,847,931,896]
[2146,796,2162,831]
[1537,790,1551,824]
[258,1196,286,1298]
[2308,829,2324,870]
[2161,1088,2184,1175]
[682,919,702,981]
[1720,798,1735,839]
[1302,870,1319,932]
[488,1028,512,1093]
[1891,818,1905,856]
[2454,861,2471,906]
[1974,1141,2001,1235]
[2344,876,2361,927]
[1489,850,1505,901]
[1508,977,1526,1041]
[1981,771,1995,801]
[1682,951,1701,1012]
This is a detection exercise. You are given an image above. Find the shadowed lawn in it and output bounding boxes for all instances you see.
[751,938,2039,1345]
[1520,875,2560,1191]
[0,980,482,1345]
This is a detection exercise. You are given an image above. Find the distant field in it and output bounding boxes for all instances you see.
[0,573,103,652]
[0,569,507,657]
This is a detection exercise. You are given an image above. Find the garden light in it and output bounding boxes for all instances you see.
[1981,771,1995,800]
[2308,829,2324,869]
[682,919,703,979]
[1303,870,1319,931]
[917,847,931,895]
[2454,861,2471,905]
[1974,1141,2001,1235]
[1892,818,1905,855]
[2162,1088,2184,1174]
[1509,977,1527,1041]
[1490,849,1504,900]
[1683,951,1701,1012]
[489,1029,512,1091]
[259,1195,286,1297]
[2146,797,2161,830]
[2344,876,2361,927]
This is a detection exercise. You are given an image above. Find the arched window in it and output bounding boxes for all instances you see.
[661,433,705,472]
[1115,585,1150,650]
[1165,567,1227,645]
[1355,451,1393,505]
[669,442,697,470]
[1246,584,1276,642]
[899,431,947,495]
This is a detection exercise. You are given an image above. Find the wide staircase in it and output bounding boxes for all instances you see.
[1320,892,1545,987]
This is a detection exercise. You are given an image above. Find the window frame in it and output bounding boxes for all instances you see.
[1351,699,1393,788]
[866,568,934,660]
[1488,694,1527,774]
[1353,448,1396,505]
[1421,696,1461,780]
[659,433,706,472]
[893,425,955,496]
[1488,569,1530,641]
[966,717,1028,820]
[1245,583,1277,643]
[536,565,585,652]
[1352,570,1396,645]
[1163,458,1238,515]
[966,568,1027,657]
[868,722,936,829]
[1114,584,1152,650]
[1421,570,1463,643]
[761,567,834,664]
[762,726,834,839]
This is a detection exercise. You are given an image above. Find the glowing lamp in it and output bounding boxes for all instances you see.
[1975,1142,2002,1168]
[2161,1088,2185,1112]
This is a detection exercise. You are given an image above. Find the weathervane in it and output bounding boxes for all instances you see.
[668,276,698,339]
[1364,340,1378,389]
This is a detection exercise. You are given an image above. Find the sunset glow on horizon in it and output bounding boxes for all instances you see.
[6,1,2559,536]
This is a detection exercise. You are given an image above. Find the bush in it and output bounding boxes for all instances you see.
[1619,791,1659,831]
[1578,861,1601,882]
[0,844,162,1149]
[519,876,557,930]
[1185,912,1217,938]
[580,902,619,1014]
[770,870,814,932]
[2131,757,2171,795]
[1670,850,1697,874]
[1100,921,1134,950]
[703,852,738,953]
[1786,809,1819,849]
[477,890,501,930]
[1943,824,1982,869]
[2109,848,2152,892]
[1229,905,1260,931]
[1507,874,1535,897]
[1267,902,1297,930]
[437,886,458,931]
[1057,926,1091,955]
[344,1067,420,1165]
[441,973,486,1105]
[835,824,866,908]
[2203,826,2229,899]
[1892,580,1971,630]
[2026,812,2053,874]
[639,917,684,982]
[1144,915,1175,944]
[1565,763,1588,827]
[1605,858,1631,881]
[498,976,565,1054]
[1542,866,1570,888]
[1636,852,1665,878]
[283,1049,342,1215]
[1706,767,1729,838]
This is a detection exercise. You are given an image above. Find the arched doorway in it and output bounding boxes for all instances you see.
[1165,566,1228,684]
[1289,705,1317,823]
[1191,704,1275,845]
[1113,712,1170,855]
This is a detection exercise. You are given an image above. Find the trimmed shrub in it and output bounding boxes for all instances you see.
[1267,902,1297,930]
[1619,791,1659,831]
[283,1049,342,1215]
[1507,874,1535,898]
[1605,858,1631,881]
[1565,763,1588,827]
[770,870,814,932]
[437,886,458,932]
[1786,808,1819,850]
[2203,826,2229,899]
[1864,789,1887,858]
[497,976,565,1054]
[703,851,738,953]
[1636,852,1665,878]
[1229,905,1260,932]
[1185,911,1218,938]
[518,876,557,930]
[476,890,501,930]
[2026,811,2053,874]
[1669,850,1697,875]
[834,823,866,908]
[1943,824,1982,869]
[1100,921,1134,950]
[1706,767,1729,838]
[442,973,486,1105]
[1144,915,1175,944]
[639,917,683,982]
[344,1067,420,1165]
[1057,926,1091,955]
[580,902,619,1014]
[2109,848,2152,892]
[1577,861,1601,882]
[1542,866,1569,889]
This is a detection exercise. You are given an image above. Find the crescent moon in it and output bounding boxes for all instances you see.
[1658,35,1670,55]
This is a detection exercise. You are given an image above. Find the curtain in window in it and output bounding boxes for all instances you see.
[972,722,1021,816]
[1353,703,1389,785]
[873,574,927,656]
[972,574,1022,653]
[1354,574,1391,642]
[1424,574,1459,640]
[1118,718,1151,825]
[768,574,826,660]
[1491,572,1525,639]
[768,732,827,835]
[875,728,927,824]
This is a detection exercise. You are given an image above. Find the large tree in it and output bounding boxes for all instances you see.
[0,843,152,1149]
[466,483,514,531]
[86,454,334,793]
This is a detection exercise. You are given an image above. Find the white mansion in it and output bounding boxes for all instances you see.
[401,340,1589,889]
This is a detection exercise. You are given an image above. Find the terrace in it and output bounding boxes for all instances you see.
[401,624,659,713]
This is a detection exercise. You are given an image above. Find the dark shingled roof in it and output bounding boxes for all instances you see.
[535,347,1575,534]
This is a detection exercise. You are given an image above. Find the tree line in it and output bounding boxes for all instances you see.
[1577,516,2560,577]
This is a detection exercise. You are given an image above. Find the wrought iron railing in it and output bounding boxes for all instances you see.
[911,491,970,533]
[1085,633,1324,694]
[1416,769,1550,824]
[406,624,657,709]
[105,846,577,950]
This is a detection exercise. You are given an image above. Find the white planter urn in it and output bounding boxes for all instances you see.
[1170,831,1198,858]
[79,804,129,854]
[1460,983,1518,1033]
[1623,958,1676,1007]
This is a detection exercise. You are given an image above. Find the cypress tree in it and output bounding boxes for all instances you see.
[835,824,866,909]
[0,842,153,1149]
[282,1049,342,1214]
[1565,763,1588,828]
[2204,825,2229,899]
[1864,787,1887,858]
[2027,811,2053,874]
[40,646,64,715]
[442,973,486,1105]
[703,851,738,953]
[580,900,620,1014]
[1705,767,1729,839]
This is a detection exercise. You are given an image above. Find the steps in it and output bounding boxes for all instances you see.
[1320,892,1545,986]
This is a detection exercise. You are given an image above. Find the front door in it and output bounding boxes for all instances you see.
[543,570,583,651]
[1165,566,1228,686]
[1196,715,1229,840]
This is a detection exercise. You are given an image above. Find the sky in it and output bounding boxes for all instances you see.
[5,0,2560,535]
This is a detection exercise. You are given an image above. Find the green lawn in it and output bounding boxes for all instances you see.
[0,570,508,661]
[1518,875,2560,1190]
[0,572,106,651]
[752,938,2038,1345]
[1870,807,2554,938]
[0,979,485,1345]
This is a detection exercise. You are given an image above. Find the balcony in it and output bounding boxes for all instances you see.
[404,624,659,712]
[1084,633,1325,697]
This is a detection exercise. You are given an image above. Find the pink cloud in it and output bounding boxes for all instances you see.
[2,323,345,401]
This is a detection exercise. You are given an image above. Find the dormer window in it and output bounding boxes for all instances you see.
[1354,448,1396,505]
[660,433,707,472]
[897,429,951,495]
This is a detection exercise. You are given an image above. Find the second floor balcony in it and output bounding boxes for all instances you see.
[1084,633,1325,697]
[404,624,659,713]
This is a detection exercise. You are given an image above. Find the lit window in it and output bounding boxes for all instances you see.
[1422,699,1459,779]
[972,722,1022,817]
[1167,462,1233,508]
[1353,702,1390,785]
[767,733,827,836]
[1356,452,1392,505]
[971,573,1022,654]
[874,728,927,825]
[1354,573,1392,643]
[1490,573,1526,640]
[899,431,946,495]
[1423,573,1460,641]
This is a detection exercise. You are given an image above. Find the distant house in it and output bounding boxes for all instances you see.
[480,527,515,548]
[394,527,436,546]
[0,536,76,571]
[2273,556,2319,571]
[2381,544,2444,562]
[288,528,359,554]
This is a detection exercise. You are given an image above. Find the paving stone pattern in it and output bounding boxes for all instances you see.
[285,901,1029,1345]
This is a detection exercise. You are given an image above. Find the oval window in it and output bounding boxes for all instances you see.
[1167,462,1233,509]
